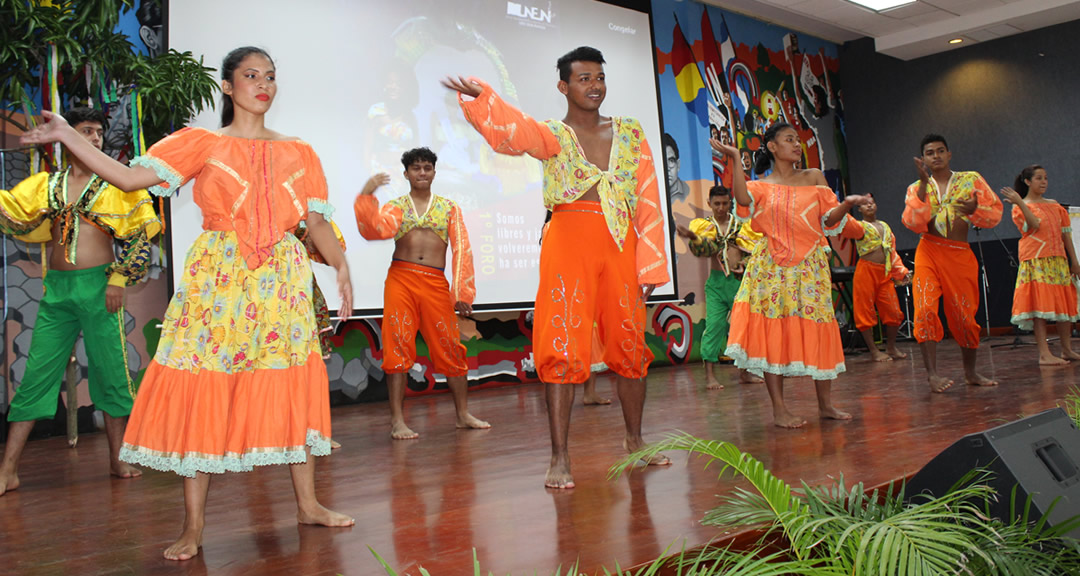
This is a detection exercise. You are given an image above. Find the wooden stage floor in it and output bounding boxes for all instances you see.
[2,339,1077,575]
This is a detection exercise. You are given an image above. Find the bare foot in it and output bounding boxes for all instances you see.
[820,407,853,421]
[329,439,342,450]
[390,422,419,440]
[456,413,491,430]
[623,439,672,467]
[773,413,808,429]
[0,471,19,496]
[886,348,908,360]
[705,378,724,390]
[739,371,764,384]
[928,375,954,393]
[1040,353,1069,366]
[111,462,142,479]
[545,461,575,489]
[1063,349,1080,361]
[965,373,998,387]
[298,503,356,527]
[583,394,612,405]
[163,527,202,561]
[870,350,892,362]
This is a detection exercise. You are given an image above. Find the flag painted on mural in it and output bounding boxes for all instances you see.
[670,20,706,104]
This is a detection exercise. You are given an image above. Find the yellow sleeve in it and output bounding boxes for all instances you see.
[89,184,162,240]
[0,172,53,241]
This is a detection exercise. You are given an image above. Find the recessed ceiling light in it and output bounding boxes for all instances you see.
[845,0,917,11]
[949,38,963,44]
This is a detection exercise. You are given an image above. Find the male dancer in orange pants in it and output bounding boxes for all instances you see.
[902,134,1002,392]
[847,195,911,362]
[444,46,670,488]
[355,147,489,439]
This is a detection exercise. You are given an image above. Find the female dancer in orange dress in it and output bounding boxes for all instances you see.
[1000,165,1080,365]
[21,46,354,560]
[718,123,870,428]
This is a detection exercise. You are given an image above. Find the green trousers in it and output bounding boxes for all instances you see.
[8,263,133,422]
[701,269,742,363]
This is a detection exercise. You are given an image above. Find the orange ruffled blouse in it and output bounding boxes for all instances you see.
[1012,202,1070,262]
[737,181,848,267]
[131,127,334,269]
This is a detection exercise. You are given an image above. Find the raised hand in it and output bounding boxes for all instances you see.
[999,186,1023,205]
[20,110,70,146]
[843,194,873,208]
[912,157,930,182]
[675,224,698,241]
[361,173,391,196]
[709,138,739,159]
[441,76,482,98]
[956,194,977,216]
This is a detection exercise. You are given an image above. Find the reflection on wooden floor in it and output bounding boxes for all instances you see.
[1,339,1075,575]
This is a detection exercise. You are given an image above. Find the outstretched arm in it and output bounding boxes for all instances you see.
[443,76,561,160]
[21,111,163,192]
[710,139,749,207]
[825,194,871,228]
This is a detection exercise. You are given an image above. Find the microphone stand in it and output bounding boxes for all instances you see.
[897,256,915,340]
[973,228,992,340]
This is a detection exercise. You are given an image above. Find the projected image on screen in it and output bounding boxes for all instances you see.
[169,0,672,313]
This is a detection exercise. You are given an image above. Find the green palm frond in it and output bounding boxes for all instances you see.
[677,545,844,576]
[1063,385,1080,428]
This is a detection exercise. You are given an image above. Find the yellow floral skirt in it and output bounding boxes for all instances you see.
[726,242,845,379]
[119,231,331,477]
[1011,256,1079,331]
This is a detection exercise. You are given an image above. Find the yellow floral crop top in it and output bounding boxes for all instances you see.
[0,170,161,286]
[354,193,475,304]
[851,220,908,281]
[902,171,1002,237]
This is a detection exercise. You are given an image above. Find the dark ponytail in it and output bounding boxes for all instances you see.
[753,122,792,175]
[1013,164,1042,199]
[220,46,273,127]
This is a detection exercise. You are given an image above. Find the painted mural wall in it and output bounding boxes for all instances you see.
[651,0,856,350]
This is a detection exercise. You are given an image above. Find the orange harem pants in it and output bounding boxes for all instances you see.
[534,202,652,384]
[912,234,981,348]
[853,259,904,332]
[381,260,468,376]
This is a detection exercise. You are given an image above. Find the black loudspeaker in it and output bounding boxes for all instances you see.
[905,407,1080,538]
